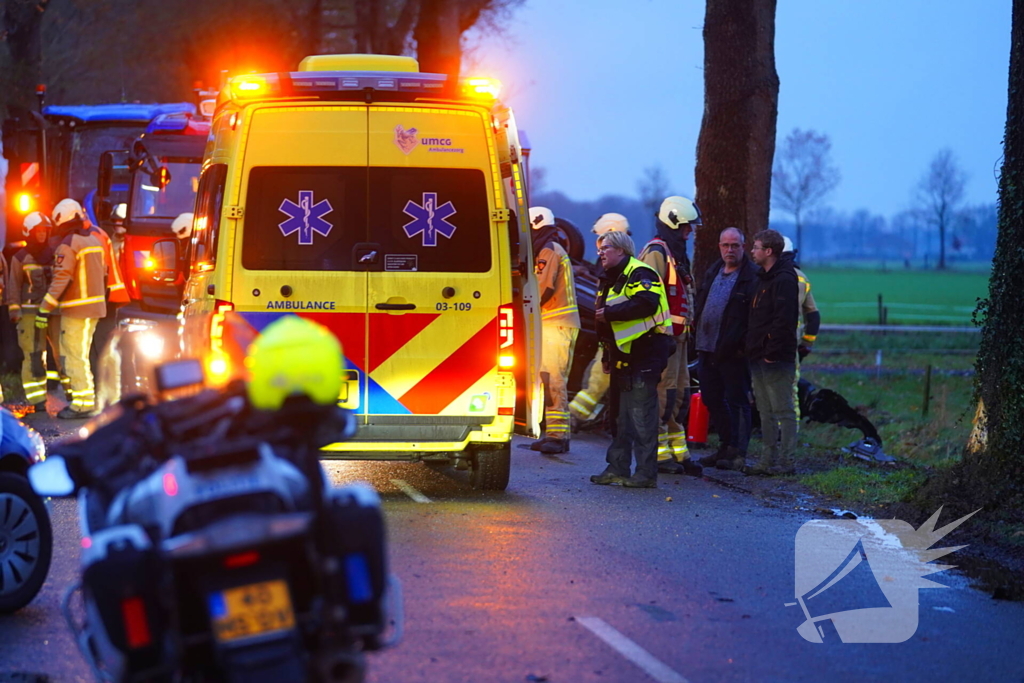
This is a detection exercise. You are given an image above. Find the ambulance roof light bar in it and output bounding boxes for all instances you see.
[226,71,502,104]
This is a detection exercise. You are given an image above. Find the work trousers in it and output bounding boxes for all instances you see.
[569,348,610,421]
[541,325,578,440]
[750,359,798,467]
[605,371,660,480]
[657,335,690,462]
[698,351,752,455]
[61,317,99,413]
[15,313,58,405]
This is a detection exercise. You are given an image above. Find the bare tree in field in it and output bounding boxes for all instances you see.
[916,148,967,270]
[636,165,672,233]
[693,0,779,288]
[772,128,840,258]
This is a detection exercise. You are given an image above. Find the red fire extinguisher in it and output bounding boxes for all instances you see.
[687,391,710,446]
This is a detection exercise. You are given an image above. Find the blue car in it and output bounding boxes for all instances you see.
[0,409,50,613]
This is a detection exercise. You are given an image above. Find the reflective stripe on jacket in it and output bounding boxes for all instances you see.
[639,237,691,335]
[605,256,670,354]
[536,241,581,328]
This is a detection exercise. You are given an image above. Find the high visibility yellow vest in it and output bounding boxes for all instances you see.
[605,256,670,354]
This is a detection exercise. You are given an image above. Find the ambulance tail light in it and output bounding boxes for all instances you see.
[215,300,234,313]
[498,304,516,368]
[498,305,514,349]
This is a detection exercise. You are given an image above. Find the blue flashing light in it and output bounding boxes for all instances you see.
[43,102,196,124]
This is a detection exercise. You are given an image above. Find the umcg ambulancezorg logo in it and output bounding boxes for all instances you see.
[788,507,977,643]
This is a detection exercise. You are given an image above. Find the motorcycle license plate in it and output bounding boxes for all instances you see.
[208,580,296,643]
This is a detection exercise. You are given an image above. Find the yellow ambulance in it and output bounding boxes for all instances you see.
[174,54,541,490]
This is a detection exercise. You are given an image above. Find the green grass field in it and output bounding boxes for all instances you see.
[802,267,991,326]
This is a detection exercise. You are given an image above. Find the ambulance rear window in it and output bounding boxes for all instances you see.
[242,166,491,273]
[242,166,368,271]
[368,167,491,273]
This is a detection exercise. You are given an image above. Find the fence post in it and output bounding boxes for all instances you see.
[878,294,884,326]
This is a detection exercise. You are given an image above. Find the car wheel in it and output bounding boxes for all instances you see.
[469,445,511,491]
[0,471,53,613]
[554,217,586,262]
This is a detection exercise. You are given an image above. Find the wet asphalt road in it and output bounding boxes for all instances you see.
[2,415,1024,683]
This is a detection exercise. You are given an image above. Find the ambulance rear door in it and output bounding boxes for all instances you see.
[362,107,503,428]
[228,105,369,409]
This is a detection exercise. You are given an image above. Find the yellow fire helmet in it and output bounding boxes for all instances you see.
[245,314,344,410]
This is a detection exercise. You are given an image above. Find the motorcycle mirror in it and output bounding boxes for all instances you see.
[28,456,76,497]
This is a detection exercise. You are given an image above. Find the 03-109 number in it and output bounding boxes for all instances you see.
[436,302,473,311]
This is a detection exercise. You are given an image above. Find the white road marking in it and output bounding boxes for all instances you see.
[576,616,689,683]
[391,479,432,503]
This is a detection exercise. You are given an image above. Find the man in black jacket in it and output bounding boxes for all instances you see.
[746,229,800,475]
[692,227,759,470]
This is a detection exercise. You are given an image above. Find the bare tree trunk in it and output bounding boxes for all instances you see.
[2,0,50,111]
[938,213,947,269]
[964,0,1024,504]
[414,0,463,79]
[693,0,779,288]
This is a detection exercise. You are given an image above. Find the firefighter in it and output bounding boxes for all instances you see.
[7,212,57,411]
[37,199,109,418]
[568,213,631,425]
[589,230,673,488]
[0,248,6,405]
[639,196,702,476]
[783,236,821,417]
[528,207,580,454]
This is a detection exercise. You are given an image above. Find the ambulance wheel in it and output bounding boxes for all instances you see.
[554,217,586,262]
[0,472,53,614]
[470,445,511,491]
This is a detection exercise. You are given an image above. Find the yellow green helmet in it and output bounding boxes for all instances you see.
[245,315,343,410]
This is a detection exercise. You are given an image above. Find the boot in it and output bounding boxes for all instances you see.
[529,436,556,451]
[623,473,657,489]
[657,459,685,474]
[681,459,704,477]
[715,446,745,471]
[590,468,627,486]
[538,438,569,454]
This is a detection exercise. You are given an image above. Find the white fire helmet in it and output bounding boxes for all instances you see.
[171,212,194,240]
[22,211,52,238]
[658,196,702,230]
[782,235,795,253]
[528,206,555,231]
[52,198,85,227]
[592,212,630,236]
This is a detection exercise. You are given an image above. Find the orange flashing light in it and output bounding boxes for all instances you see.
[498,354,515,369]
[14,192,33,214]
[143,257,156,270]
[231,76,268,98]
[462,77,502,100]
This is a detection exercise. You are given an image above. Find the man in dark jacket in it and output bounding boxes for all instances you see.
[692,227,759,470]
[746,229,800,475]
[589,230,674,489]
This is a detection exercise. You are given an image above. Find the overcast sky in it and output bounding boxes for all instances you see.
[467,0,1011,219]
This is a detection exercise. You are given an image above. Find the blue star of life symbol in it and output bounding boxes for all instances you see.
[402,192,457,247]
[278,190,334,245]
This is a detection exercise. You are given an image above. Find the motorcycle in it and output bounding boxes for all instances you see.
[30,346,402,682]
[0,408,50,614]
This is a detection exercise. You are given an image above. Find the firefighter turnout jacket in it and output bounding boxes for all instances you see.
[639,238,692,335]
[7,247,53,313]
[90,224,129,304]
[535,240,580,328]
[795,267,820,347]
[41,227,108,319]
